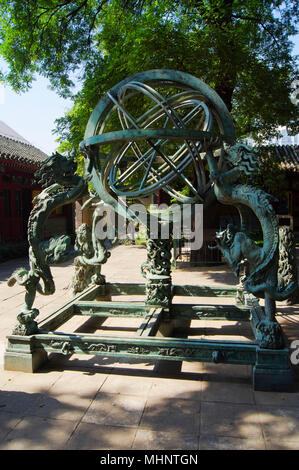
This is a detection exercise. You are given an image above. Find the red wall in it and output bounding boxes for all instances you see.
[0,159,40,243]
[0,158,73,244]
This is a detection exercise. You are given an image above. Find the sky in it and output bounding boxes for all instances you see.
[0,76,74,155]
[0,35,298,156]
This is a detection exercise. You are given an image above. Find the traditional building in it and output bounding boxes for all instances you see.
[0,121,74,261]
[262,144,299,233]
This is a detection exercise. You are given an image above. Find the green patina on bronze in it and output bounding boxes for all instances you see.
[5,69,298,391]
[206,142,298,348]
[7,152,88,335]
[141,235,173,308]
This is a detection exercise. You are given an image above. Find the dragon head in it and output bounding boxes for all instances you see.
[35,151,79,188]
[223,142,258,175]
[214,224,237,250]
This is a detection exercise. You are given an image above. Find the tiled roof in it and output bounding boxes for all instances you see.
[0,120,31,144]
[0,121,48,167]
[261,145,299,172]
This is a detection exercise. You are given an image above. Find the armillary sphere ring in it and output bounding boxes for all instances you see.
[79,69,236,223]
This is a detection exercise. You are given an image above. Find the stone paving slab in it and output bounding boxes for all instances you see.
[0,244,299,451]
[0,415,77,450]
[132,429,199,450]
[65,422,137,450]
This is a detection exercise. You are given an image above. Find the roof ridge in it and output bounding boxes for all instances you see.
[0,133,34,147]
[0,120,31,144]
[0,133,47,156]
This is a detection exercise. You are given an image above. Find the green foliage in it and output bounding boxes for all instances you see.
[251,145,287,198]
[0,0,298,152]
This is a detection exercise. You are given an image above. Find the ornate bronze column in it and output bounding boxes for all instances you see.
[141,225,173,308]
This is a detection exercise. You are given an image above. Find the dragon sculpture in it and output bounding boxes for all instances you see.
[206,143,298,346]
[7,152,89,334]
[70,199,112,295]
[6,151,124,334]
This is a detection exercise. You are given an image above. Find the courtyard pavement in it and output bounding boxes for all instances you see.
[0,244,299,451]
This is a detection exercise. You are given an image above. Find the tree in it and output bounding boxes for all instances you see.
[252,146,286,198]
[0,0,298,152]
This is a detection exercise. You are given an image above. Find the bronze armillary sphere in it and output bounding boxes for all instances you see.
[79,69,236,217]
